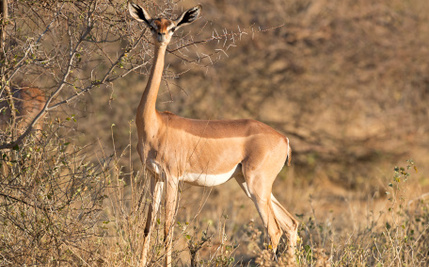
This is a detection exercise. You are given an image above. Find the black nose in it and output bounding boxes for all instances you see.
[157,33,166,42]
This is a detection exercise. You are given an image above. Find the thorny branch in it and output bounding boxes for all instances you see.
[0,2,142,150]
[0,2,92,149]
[0,0,285,150]
[166,22,285,65]
[47,31,147,111]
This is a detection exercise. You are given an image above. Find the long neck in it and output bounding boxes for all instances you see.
[137,44,167,126]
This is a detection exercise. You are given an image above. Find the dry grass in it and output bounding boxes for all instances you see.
[1,0,429,266]
[2,124,427,266]
[90,140,429,266]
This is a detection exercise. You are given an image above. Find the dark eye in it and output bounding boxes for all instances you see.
[170,27,176,33]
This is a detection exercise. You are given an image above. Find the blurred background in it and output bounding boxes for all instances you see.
[1,0,428,265]
[82,0,429,197]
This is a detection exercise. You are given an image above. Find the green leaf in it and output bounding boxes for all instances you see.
[386,222,391,230]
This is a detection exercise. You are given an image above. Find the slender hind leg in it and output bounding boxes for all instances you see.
[271,194,299,257]
[236,170,298,260]
[235,175,283,252]
[252,184,283,252]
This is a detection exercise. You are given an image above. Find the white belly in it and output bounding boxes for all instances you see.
[180,165,238,187]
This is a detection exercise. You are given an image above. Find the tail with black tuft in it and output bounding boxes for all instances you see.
[286,137,292,166]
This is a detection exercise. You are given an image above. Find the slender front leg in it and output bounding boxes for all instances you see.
[164,178,179,267]
[140,177,164,267]
[143,176,156,238]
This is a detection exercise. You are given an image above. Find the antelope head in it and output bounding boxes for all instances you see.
[128,2,202,45]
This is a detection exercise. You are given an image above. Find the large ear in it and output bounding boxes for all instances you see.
[174,5,202,28]
[128,1,152,25]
